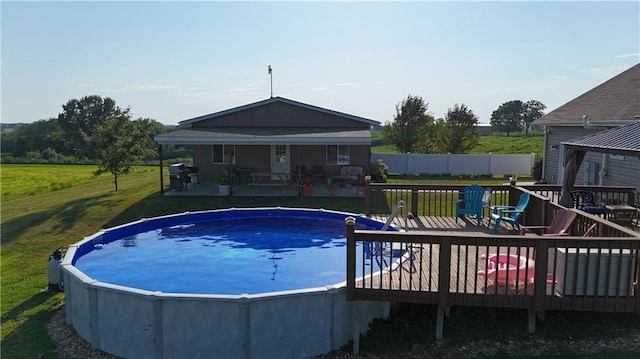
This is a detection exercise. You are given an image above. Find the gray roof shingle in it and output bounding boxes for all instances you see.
[534,63,640,126]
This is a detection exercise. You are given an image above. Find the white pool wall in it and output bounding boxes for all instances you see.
[62,264,389,359]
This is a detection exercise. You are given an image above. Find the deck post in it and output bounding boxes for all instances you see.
[411,188,419,217]
[527,309,536,333]
[436,236,452,340]
[364,179,371,216]
[346,217,356,301]
[436,305,445,340]
[158,145,164,195]
[352,301,360,355]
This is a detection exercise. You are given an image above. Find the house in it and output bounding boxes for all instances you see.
[154,97,379,192]
[533,63,640,189]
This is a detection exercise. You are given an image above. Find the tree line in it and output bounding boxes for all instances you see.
[382,95,546,154]
[0,95,189,190]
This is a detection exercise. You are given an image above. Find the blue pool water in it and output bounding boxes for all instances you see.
[74,209,389,295]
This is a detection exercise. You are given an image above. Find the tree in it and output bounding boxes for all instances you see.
[431,118,450,153]
[382,95,435,153]
[11,119,65,157]
[57,95,130,158]
[522,100,546,136]
[490,99,546,136]
[88,116,158,191]
[441,103,479,154]
[490,100,523,136]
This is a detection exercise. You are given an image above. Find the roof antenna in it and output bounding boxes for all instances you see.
[268,65,273,98]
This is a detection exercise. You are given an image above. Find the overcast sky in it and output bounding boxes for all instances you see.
[2,1,639,125]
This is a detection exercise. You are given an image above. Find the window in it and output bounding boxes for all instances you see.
[326,145,350,165]
[212,145,235,164]
[274,145,287,163]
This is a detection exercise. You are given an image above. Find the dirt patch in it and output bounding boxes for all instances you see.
[46,302,118,359]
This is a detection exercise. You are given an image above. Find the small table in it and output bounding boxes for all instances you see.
[249,172,289,194]
[605,205,637,227]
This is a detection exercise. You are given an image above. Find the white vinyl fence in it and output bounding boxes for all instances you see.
[373,153,536,176]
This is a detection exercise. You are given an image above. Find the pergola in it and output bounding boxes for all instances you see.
[559,121,640,207]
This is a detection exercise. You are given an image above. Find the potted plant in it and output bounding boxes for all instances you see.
[327,182,337,196]
[218,171,231,196]
[300,177,314,196]
[356,176,368,196]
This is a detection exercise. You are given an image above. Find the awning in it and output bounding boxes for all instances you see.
[154,127,372,145]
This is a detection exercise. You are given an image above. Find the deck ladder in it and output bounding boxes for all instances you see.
[381,200,408,231]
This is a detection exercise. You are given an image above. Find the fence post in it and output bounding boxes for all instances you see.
[411,188,419,217]
[488,152,493,176]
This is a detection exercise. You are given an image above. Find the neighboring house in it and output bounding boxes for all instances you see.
[154,96,379,186]
[533,63,640,189]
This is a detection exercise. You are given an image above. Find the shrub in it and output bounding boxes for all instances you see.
[370,158,388,183]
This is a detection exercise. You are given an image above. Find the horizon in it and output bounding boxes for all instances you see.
[2,1,639,126]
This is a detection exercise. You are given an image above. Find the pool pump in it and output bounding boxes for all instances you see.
[47,248,63,292]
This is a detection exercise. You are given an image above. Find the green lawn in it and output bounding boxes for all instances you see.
[372,132,544,155]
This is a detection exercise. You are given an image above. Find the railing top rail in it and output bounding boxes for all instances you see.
[352,229,640,241]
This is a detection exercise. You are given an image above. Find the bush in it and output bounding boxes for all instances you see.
[370,158,388,183]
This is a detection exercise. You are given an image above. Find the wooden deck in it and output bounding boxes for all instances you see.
[348,213,639,312]
[370,213,515,234]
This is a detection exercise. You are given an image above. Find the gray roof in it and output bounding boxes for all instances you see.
[154,127,372,145]
[561,121,640,157]
[534,63,640,126]
[179,96,380,126]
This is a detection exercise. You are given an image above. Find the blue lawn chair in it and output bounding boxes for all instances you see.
[455,185,486,225]
[488,192,530,233]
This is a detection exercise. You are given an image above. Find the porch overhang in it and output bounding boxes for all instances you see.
[154,127,372,145]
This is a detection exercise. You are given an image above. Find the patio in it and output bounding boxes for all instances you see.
[162,180,366,197]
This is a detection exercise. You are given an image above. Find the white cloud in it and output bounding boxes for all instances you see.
[312,82,357,91]
[615,53,640,58]
[176,84,264,102]
[104,84,179,92]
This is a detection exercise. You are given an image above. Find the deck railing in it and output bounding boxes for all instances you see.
[364,183,637,218]
[354,183,640,338]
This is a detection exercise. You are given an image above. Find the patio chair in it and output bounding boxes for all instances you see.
[487,192,530,233]
[519,208,577,236]
[570,190,606,215]
[454,185,486,225]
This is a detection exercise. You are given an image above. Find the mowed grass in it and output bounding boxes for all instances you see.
[371,132,544,155]
[470,134,544,155]
[1,165,160,358]
[1,164,110,201]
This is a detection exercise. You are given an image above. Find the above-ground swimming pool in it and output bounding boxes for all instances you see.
[61,207,396,359]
